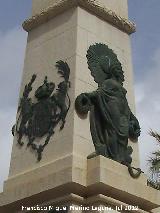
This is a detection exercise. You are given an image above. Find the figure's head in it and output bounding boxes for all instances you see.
[110,63,124,84]
[99,56,111,75]
[99,56,124,84]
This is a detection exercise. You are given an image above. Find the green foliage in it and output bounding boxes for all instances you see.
[147,179,160,190]
[147,130,160,190]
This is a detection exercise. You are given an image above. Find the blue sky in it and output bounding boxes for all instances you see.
[0,0,160,191]
[0,0,32,32]
[129,1,160,81]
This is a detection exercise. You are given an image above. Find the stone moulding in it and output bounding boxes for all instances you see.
[22,0,136,34]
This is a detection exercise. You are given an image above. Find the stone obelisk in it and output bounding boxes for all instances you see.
[0,0,159,212]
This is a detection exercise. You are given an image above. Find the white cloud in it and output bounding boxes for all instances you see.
[0,27,27,192]
[135,47,160,174]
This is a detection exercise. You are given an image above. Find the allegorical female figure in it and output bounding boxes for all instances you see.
[75,43,141,177]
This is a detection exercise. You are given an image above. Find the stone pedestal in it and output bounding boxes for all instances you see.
[0,156,159,212]
[0,0,159,212]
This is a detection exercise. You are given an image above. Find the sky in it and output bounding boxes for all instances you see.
[0,0,160,192]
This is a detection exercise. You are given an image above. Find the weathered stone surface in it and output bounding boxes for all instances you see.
[0,156,159,212]
[24,0,136,34]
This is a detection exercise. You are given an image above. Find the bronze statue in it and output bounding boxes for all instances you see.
[75,43,142,178]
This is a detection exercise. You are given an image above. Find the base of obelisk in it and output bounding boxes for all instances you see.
[0,156,159,212]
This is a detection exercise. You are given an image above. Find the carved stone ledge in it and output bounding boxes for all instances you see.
[23,0,136,34]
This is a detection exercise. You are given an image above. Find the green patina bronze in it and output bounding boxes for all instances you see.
[75,43,142,178]
[13,60,71,161]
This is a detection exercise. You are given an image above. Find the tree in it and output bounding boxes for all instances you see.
[147,130,160,190]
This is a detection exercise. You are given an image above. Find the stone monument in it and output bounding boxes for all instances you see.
[0,0,159,212]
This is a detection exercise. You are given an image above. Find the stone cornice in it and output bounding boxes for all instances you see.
[23,0,136,34]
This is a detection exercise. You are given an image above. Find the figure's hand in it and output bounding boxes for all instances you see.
[129,120,141,140]
[135,128,141,137]
[85,91,97,99]
[75,93,92,114]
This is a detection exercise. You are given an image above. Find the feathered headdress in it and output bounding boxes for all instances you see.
[86,43,123,85]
